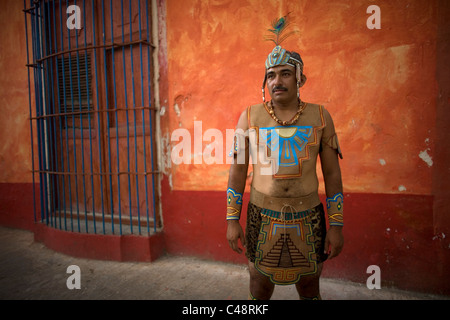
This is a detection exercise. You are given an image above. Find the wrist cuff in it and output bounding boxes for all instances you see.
[326,192,344,226]
[227,188,243,220]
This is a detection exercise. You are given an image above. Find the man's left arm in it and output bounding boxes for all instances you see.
[319,108,344,259]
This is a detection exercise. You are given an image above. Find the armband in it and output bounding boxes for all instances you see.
[326,192,344,227]
[226,187,243,220]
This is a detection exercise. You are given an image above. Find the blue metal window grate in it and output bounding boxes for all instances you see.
[24,0,160,235]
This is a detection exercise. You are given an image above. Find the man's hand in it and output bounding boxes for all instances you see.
[324,226,344,259]
[227,220,246,254]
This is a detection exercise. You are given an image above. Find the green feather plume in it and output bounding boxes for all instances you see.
[264,13,296,45]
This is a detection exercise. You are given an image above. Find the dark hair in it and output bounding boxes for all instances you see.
[290,51,304,66]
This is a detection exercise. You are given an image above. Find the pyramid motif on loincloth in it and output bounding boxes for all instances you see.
[259,234,310,268]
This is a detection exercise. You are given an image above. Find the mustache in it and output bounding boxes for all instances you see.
[272,86,288,93]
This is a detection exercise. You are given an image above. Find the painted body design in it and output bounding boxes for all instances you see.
[260,125,313,168]
[242,103,340,284]
[251,103,325,179]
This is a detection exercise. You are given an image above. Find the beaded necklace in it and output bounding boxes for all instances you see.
[266,99,307,126]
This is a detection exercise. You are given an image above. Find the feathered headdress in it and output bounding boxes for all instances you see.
[262,14,306,102]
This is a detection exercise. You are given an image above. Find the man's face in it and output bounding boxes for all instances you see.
[266,65,297,104]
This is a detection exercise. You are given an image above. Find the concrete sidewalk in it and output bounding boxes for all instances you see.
[0,226,447,300]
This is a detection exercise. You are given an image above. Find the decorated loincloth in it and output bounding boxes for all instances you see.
[245,188,328,285]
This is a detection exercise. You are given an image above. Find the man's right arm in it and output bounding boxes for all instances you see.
[226,110,250,254]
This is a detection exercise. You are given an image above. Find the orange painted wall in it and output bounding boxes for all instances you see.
[0,0,37,230]
[162,0,438,196]
[0,0,35,184]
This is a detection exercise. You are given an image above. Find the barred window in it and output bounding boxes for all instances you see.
[57,53,93,127]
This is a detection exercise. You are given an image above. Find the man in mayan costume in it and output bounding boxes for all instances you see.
[226,15,344,300]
